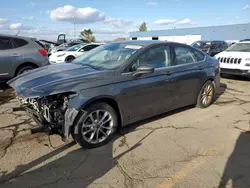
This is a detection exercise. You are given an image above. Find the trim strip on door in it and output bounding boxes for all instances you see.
[0,73,9,76]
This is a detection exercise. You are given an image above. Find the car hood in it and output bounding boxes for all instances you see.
[215,51,250,59]
[8,63,115,98]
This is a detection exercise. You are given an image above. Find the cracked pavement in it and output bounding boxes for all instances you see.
[0,76,250,188]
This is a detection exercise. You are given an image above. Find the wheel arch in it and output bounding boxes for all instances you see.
[201,77,214,86]
[15,62,38,76]
[82,96,123,128]
[65,55,75,62]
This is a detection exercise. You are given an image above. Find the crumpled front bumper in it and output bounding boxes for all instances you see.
[26,106,79,141]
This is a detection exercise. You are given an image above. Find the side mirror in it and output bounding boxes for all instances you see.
[133,66,154,77]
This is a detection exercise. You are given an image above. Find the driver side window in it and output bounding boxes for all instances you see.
[130,45,171,72]
[80,45,99,52]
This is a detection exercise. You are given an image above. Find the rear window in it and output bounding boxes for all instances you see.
[193,49,205,61]
[35,41,45,48]
[12,38,28,47]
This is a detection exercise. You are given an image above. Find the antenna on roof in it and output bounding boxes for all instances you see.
[16,30,20,36]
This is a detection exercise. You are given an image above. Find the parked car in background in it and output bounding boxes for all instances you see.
[50,41,83,54]
[191,40,228,56]
[215,41,250,77]
[8,40,220,148]
[49,43,103,63]
[240,39,250,42]
[0,34,49,83]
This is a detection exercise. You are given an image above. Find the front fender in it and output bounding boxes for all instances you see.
[67,94,117,110]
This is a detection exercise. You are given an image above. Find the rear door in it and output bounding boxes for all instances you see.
[0,37,15,79]
[171,44,207,109]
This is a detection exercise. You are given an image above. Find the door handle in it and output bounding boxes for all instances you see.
[198,66,204,70]
[10,53,21,57]
[165,71,172,76]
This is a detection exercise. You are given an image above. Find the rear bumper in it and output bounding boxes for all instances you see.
[214,73,221,91]
[221,68,250,76]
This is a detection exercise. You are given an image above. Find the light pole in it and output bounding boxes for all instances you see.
[73,16,76,39]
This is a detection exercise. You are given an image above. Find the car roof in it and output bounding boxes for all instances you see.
[239,41,250,44]
[0,34,36,41]
[112,40,169,47]
[194,40,225,43]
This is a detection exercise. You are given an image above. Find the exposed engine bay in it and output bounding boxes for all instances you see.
[20,93,79,141]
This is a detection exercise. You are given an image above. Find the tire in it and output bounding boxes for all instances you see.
[72,102,118,149]
[196,80,215,108]
[16,65,36,75]
[65,56,75,63]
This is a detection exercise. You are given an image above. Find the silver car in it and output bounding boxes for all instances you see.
[0,34,50,83]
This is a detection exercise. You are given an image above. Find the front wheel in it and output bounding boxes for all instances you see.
[196,80,215,108]
[72,102,118,148]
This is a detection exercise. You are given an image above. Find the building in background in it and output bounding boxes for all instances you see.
[129,23,250,45]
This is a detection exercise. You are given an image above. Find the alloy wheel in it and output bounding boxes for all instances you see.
[81,110,114,144]
[201,84,214,105]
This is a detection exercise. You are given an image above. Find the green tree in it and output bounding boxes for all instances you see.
[80,29,96,42]
[139,21,147,32]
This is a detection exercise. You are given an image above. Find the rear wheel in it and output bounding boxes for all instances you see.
[72,102,118,148]
[65,56,75,63]
[196,80,215,108]
[16,65,36,75]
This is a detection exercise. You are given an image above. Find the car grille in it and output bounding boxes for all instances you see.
[218,57,242,64]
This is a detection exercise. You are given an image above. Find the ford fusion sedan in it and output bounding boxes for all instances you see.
[8,41,220,148]
[215,41,250,77]
[49,43,102,64]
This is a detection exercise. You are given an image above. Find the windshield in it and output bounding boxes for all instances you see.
[226,43,250,52]
[66,44,85,51]
[191,41,211,49]
[73,43,142,69]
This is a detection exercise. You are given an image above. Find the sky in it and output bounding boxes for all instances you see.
[0,0,249,41]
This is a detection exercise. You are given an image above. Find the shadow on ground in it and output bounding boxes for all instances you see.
[0,105,197,187]
[0,88,16,106]
[219,131,250,188]
[214,83,227,102]
[221,74,250,82]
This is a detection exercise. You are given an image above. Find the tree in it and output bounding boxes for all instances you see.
[139,21,147,32]
[80,29,96,42]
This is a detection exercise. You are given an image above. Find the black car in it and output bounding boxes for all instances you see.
[191,40,228,57]
[8,41,220,148]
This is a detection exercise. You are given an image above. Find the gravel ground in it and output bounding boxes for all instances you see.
[0,76,250,188]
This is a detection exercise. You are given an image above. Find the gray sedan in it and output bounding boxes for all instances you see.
[8,40,220,148]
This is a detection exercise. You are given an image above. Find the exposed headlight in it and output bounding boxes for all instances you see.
[57,53,65,57]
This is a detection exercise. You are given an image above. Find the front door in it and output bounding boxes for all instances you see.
[119,45,175,122]
[171,44,207,109]
[0,37,15,79]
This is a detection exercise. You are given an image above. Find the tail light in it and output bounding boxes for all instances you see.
[38,49,48,56]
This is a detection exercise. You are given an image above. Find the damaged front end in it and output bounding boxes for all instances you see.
[20,93,79,141]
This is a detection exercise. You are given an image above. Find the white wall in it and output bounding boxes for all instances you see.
[159,35,201,44]
[137,37,151,40]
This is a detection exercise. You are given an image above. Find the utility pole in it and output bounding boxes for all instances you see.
[74,16,76,39]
